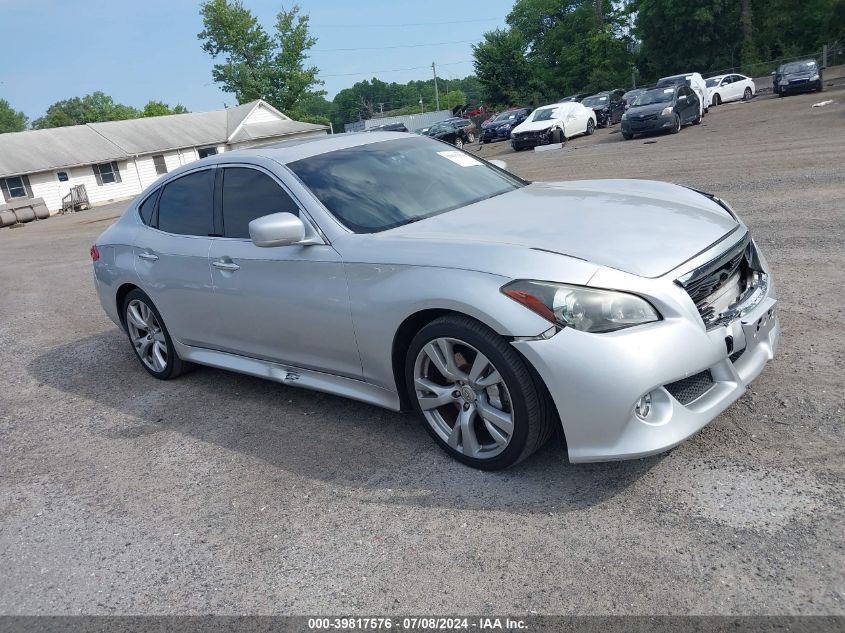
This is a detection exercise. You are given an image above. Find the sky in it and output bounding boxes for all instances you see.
[0,0,513,120]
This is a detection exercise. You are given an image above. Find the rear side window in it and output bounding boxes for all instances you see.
[221,167,299,239]
[157,170,214,236]
[138,190,158,225]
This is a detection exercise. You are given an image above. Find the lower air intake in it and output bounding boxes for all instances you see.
[664,370,715,405]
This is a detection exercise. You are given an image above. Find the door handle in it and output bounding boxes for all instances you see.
[138,252,159,261]
[212,259,240,272]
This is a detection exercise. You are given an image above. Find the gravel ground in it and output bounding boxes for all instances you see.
[1,84,843,616]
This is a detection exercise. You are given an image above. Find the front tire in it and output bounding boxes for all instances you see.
[123,289,189,380]
[586,119,595,135]
[622,131,633,140]
[671,114,681,134]
[712,94,721,106]
[550,128,563,144]
[743,87,752,101]
[405,315,554,470]
[454,137,464,149]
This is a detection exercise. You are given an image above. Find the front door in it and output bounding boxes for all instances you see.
[133,167,218,348]
[207,166,362,379]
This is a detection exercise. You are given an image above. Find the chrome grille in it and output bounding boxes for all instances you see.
[664,370,715,405]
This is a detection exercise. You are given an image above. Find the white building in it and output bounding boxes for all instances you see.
[0,100,327,213]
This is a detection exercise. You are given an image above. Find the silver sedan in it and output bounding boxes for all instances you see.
[92,132,778,470]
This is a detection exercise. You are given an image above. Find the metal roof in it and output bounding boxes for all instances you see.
[0,100,327,178]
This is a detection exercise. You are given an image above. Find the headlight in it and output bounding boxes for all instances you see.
[810,73,819,81]
[780,80,789,86]
[621,112,628,120]
[661,106,673,116]
[501,280,661,333]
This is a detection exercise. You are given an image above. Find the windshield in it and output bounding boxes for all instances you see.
[494,110,519,121]
[705,77,722,87]
[531,107,559,122]
[582,95,608,107]
[782,61,816,73]
[288,137,525,233]
[633,88,676,106]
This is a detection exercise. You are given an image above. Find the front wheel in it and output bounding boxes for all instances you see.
[405,315,554,470]
[743,87,752,101]
[671,114,681,134]
[467,132,476,142]
[123,289,189,380]
[712,94,721,106]
[622,131,633,140]
[454,137,464,149]
[586,119,595,135]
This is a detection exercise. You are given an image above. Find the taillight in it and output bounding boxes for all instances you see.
[90,245,100,261]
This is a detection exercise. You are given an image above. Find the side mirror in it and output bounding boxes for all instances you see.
[770,71,776,75]
[249,212,305,247]
[679,95,687,101]
[489,159,508,170]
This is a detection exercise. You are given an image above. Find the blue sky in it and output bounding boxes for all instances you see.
[0,0,513,120]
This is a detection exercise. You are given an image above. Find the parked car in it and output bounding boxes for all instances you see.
[558,93,590,103]
[656,72,709,116]
[581,90,625,127]
[441,117,478,142]
[510,102,596,150]
[706,74,756,105]
[480,108,531,144]
[621,85,701,139]
[424,122,471,148]
[92,132,778,469]
[622,88,648,110]
[772,59,823,96]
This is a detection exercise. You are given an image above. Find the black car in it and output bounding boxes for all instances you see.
[440,117,478,142]
[425,122,470,148]
[773,59,823,96]
[367,122,409,132]
[558,93,590,103]
[621,85,700,139]
[479,108,531,144]
[581,90,625,127]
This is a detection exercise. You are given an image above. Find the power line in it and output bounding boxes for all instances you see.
[312,39,476,52]
[312,18,500,28]
[320,59,473,78]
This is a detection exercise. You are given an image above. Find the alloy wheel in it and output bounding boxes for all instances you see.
[413,337,515,459]
[126,299,168,372]
[455,138,464,149]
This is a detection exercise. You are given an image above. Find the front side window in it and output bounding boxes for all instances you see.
[152,155,168,175]
[93,162,121,185]
[197,147,218,159]
[288,137,525,234]
[156,170,214,236]
[222,167,299,239]
[1,175,30,199]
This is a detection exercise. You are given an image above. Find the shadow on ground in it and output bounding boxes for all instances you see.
[29,331,663,514]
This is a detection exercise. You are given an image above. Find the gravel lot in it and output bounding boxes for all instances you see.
[1,84,843,616]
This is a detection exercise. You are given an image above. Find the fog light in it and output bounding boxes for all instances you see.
[635,393,653,420]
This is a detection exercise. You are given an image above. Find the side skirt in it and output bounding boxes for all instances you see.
[173,341,402,411]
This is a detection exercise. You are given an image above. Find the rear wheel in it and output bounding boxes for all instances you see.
[123,289,189,380]
[693,111,702,124]
[454,137,464,149]
[467,132,476,142]
[405,315,554,470]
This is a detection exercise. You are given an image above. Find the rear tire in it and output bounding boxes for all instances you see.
[454,137,464,149]
[405,315,554,470]
[693,111,702,124]
[122,289,190,380]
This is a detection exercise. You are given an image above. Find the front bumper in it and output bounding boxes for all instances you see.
[622,114,674,135]
[512,274,778,463]
[481,127,511,142]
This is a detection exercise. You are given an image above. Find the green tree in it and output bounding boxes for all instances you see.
[142,101,189,117]
[32,92,141,129]
[0,99,28,133]
[442,90,467,109]
[472,28,531,106]
[198,0,324,114]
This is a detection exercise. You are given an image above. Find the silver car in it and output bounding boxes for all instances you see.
[92,133,778,470]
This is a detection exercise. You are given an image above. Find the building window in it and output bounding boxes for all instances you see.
[0,175,33,201]
[152,155,168,175]
[93,161,122,185]
[57,171,69,182]
[197,147,218,159]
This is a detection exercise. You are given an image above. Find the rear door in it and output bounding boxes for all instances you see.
[206,165,362,378]
[133,168,217,347]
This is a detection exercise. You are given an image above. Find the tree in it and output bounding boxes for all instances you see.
[472,29,531,106]
[32,92,141,129]
[0,99,28,133]
[142,101,189,117]
[198,0,324,114]
[442,90,467,109]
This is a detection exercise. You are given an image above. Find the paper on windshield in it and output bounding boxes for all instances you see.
[437,151,482,167]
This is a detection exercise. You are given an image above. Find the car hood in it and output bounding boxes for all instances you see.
[381,179,739,278]
[783,71,815,80]
[512,118,559,133]
[625,103,671,117]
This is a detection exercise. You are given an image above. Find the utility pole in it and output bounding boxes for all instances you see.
[432,62,440,111]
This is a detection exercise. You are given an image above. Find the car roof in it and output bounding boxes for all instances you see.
[217,131,414,165]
